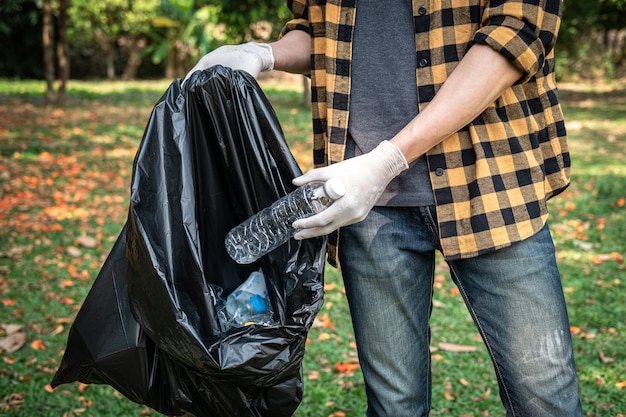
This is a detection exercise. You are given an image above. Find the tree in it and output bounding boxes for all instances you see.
[42,0,69,106]
[559,0,626,79]
[68,0,159,80]
[148,0,222,79]
[148,0,290,79]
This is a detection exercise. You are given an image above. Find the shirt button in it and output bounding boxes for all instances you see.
[418,58,429,68]
[435,167,444,176]
[418,6,427,15]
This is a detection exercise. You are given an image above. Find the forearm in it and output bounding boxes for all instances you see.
[269,30,311,74]
[391,44,523,163]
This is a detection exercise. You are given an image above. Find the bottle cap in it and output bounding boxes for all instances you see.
[324,177,346,200]
[250,294,267,313]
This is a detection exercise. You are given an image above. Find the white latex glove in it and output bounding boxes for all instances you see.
[292,140,409,239]
[183,42,274,83]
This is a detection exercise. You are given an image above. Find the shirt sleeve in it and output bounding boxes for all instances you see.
[280,0,310,37]
[472,0,562,83]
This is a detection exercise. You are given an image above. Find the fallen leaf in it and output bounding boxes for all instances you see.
[438,342,477,353]
[616,381,626,390]
[2,324,23,334]
[317,332,331,342]
[75,235,98,248]
[66,246,82,257]
[1,299,17,306]
[307,370,320,381]
[335,359,360,373]
[30,339,46,350]
[444,378,455,400]
[479,388,491,400]
[590,252,624,264]
[313,314,335,329]
[598,347,615,364]
[0,331,27,353]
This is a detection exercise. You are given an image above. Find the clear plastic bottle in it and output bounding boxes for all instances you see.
[225,177,346,264]
[224,270,274,328]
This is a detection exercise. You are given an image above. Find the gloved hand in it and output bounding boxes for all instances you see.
[292,140,409,239]
[183,42,274,83]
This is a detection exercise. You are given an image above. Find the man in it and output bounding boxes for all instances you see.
[186,1,583,415]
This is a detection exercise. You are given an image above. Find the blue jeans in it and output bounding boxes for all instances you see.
[338,206,582,417]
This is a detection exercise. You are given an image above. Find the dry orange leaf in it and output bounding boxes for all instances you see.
[31,339,46,350]
[313,314,335,330]
[3,355,16,365]
[317,332,331,342]
[616,381,626,390]
[60,279,75,288]
[335,360,360,373]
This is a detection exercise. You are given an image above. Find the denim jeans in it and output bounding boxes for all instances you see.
[338,206,582,417]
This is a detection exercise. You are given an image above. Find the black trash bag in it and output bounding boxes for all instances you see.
[51,66,326,417]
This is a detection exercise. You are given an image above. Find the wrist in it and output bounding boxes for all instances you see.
[374,140,409,178]
[242,42,275,72]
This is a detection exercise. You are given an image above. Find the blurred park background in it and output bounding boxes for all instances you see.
[1,1,626,416]
[1,0,626,99]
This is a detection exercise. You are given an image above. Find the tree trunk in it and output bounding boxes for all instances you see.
[165,47,177,80]
[121,36,145,81]
[42,0,56,105]
[106,46,116,80]
[56,0,69,106]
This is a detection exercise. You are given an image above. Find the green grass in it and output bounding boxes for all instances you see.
[1,77,625,417]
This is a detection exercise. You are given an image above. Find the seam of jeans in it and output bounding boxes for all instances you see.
[419,206,442,250]
[422,260,435,416]
[446,263,518,417]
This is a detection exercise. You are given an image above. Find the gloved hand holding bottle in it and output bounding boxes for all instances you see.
[292,140,409,239]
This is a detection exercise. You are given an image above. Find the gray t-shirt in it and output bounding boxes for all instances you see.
[348,0,435,206]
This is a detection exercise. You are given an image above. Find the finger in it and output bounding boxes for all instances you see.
[293,207,336,230]
[293,223,338,240]
[292,168,328,186]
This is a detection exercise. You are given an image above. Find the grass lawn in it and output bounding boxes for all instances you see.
[1,75,625,417]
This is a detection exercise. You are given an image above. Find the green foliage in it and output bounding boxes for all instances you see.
[559,0,626,79]
[215,0,291,43]
[146,0,222,67]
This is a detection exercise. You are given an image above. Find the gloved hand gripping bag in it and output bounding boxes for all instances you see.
[51,66,326,417]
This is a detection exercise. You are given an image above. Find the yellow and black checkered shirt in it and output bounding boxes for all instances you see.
[282,0,570,266]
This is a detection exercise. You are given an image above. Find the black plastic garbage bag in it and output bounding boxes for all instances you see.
[51,66,326,417]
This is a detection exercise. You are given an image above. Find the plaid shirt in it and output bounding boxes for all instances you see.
[282,0,570,266]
